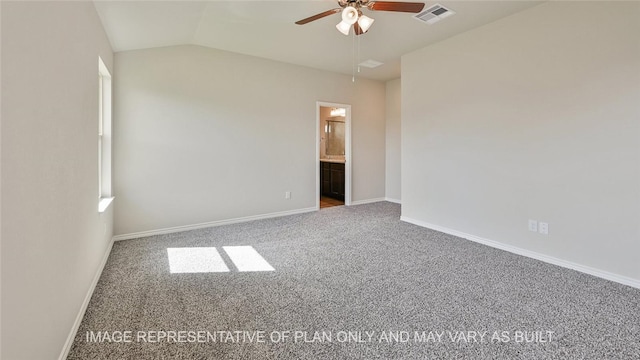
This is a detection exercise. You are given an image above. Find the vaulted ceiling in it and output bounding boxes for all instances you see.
[94,1,543,81]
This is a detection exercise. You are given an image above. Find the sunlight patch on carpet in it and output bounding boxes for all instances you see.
[223,246,275,272]
[167,247,230,273]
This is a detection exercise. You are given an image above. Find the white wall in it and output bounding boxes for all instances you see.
[1,2,114,359]
[402,1,640,282]
[0,2,3,353]
[114,45,386,236]
[385,78,401,203]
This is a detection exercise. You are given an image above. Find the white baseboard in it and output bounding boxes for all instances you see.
[59,237,114,360]
[385,197,401,204]
[401,216,640,290]
[350,197,387,206]
[113,207,317,241]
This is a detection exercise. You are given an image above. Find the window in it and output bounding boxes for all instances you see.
[98,57,113,212]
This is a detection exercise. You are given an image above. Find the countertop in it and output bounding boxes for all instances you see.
[320,158,346,164]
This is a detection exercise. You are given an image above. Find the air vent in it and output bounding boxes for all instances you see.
[414,4,455,25]
[358,59,384,69]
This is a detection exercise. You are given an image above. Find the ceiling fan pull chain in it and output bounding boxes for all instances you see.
[352,28,356,82]
[357,34,361,73]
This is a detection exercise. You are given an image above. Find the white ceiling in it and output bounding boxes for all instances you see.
[94,0,543,81]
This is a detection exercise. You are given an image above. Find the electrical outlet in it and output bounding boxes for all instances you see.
[528,219,538,232]
[285,191,291,199]
[539,222,549,235]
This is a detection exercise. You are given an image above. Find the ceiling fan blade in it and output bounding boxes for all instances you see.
[295,8,341,25]
[353,22,366,36]
[367,1,425,13]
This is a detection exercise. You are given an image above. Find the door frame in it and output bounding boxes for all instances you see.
[316,101,352,209]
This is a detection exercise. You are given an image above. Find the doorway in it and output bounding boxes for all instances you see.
[316,102,351,210]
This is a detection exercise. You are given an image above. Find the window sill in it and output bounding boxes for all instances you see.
[98,197,114,213]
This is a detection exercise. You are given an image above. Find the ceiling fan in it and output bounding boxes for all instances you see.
[295,0,425,36]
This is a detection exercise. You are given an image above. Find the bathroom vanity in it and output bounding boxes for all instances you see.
[320,159,345,201]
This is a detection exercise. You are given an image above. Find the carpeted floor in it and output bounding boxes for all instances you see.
[68,202,640,359]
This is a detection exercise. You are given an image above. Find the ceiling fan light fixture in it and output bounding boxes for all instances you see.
[357,14,374,32]
[336,20,351,35]
[341,6,359,25]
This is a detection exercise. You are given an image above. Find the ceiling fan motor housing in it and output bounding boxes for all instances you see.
[340,0,370,9]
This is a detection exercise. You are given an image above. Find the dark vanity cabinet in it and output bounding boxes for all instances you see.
[321,161,345,201]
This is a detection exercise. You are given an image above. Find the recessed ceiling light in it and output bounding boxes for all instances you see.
[358,59,384,68]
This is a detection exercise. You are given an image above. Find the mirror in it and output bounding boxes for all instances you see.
[325,120,345,156]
